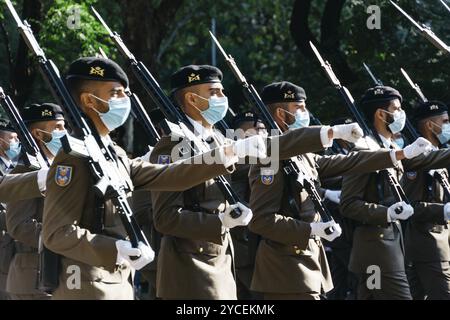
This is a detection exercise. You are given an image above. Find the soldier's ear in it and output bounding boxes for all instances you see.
[79,93,96,112]
[375,108,385,121]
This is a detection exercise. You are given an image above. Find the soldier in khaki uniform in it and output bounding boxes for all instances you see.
[6,103,66,300]
[341,86,450,300]
[248,82,431,300]
[230,112,266,300]
[42,58,265,300]
[0,120,21,300]
[152,69,365,300]
[403,101,450,299]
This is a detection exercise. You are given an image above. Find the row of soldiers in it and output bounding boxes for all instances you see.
[0,56,448,300]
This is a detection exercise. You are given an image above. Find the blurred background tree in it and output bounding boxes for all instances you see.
[0,0,448,156]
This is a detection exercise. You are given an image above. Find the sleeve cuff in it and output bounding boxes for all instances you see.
[37,168,48,192]
[389,150,399,167]
[320,126,333,148]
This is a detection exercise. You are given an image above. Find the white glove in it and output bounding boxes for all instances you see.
[324,189,341,204]
[310,220,342,242]
[403,137,433,159]
[218,202,253,229]
[444,203,450,221]
[331,123,364,143]
[232,135,267,159]
[115,240,154,270]
[387,201,414,221]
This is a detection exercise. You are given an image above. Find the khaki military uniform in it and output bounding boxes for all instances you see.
[230,163,261,299]
[152,126,329,300]
[341,143,450,300]
[0,168,43,300]
[6,194,51,300]
[42,141,237,300]
[249,145,395,300]
[402,164,450,299]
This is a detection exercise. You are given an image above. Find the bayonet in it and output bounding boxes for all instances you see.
[390,0,450,54]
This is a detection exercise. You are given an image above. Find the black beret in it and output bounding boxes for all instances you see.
[66,57,129,88]
[170,65,223,92]
[23,103,65,124]
[232,111,262,129]
[414,100,448,122]
[360,85,403,105]
[0,118,15,132]
[261,81,307,105]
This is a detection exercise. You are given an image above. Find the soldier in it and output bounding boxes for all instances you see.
[0,119,20,300]
[5,103,66,300]
[230,112,266,300]
[403,100,450,299]
[341,86,450,300]
[151,66,367,300]
[42,57,265,300]
[248,81,431,300]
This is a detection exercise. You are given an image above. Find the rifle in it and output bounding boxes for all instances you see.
[209,31,335,232]
[5,0,148,250]
[0,87,50,170]
[390,0,450,55]
[92,7,242,218]
[399,67,450,199]
[440,0,450,14]
[310,42,410,208]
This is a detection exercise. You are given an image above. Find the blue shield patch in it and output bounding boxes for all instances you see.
[406,171,417,180]
[55,165,73,187]
[261,169,274,185]
[158,155,171,165]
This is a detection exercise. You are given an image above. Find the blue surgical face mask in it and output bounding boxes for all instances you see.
[283,109,310,129]
[394,137,405,149]
[5,141,21,160]
[41,130,67,157]
[193,94,229,126]
[432,122,450,145]
[383,109,406,134]
[90,94,131,131]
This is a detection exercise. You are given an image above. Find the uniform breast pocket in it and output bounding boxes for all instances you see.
[174,238,222,257]
[357,225,396,241]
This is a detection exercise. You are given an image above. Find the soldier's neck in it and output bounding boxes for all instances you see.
[374,121,392,140]
[423,130,439,148]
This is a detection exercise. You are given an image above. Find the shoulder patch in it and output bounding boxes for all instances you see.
[406,171,417,180]
[260,168,274,185]
[55,165,73,187]
[158,155,171,165]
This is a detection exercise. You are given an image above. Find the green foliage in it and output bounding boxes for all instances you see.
[0,0,448,127]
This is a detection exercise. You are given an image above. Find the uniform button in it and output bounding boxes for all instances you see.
[294,245,299,249]
[295,249,301,254]
[379,234,384,238]
[199,247,204,253]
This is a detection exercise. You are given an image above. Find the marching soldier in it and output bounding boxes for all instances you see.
[0,119,20,300]
[341,86,450,300]
[5,103,66,300]
[248,81,431,300]
[151,68,364,300]
[42,57,265,300]
[403,100,450,299]
[230,112,266,299]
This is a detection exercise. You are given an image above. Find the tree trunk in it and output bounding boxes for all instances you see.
[290,0,357,84]
[12,0,43,107]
